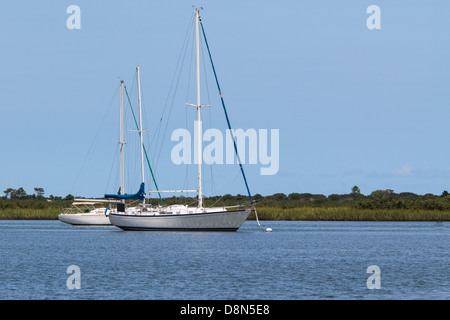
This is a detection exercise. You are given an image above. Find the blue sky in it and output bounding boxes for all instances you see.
[1,1,449,198]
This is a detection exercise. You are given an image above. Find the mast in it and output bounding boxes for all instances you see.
[195,9,203,209]
[119,80,125,197]
[136,66,145,202]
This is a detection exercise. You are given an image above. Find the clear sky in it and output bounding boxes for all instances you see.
[1,1,449,198]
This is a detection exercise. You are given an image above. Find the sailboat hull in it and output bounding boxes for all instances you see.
[108,209,251,231]
[58,213,111,226]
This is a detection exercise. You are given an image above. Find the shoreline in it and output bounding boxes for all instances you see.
[1,206,449,221]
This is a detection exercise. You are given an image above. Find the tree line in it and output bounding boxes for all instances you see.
[142,185,450,211]
[2,187,74,201]
[3,185,450,211]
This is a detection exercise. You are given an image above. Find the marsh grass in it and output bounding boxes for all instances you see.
[250,207,450,221]
[0,208,60,220]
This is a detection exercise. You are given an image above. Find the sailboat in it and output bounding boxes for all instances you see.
[107,10,254,231]
[58,201,113,226]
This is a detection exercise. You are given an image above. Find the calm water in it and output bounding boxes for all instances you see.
[0,220,448,300]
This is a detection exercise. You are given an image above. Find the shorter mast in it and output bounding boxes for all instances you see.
[119,80,125,197]
[136,66,146,203]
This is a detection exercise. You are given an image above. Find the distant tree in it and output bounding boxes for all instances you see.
[236,194,245,201]
[288,193,302,200]
[328,194,341,201]
[398,192,419,200]
[384,189,394,200]
[369,190,385,199]
[351,186,361,195]
[3,188,15,199]
[253,194,263,201]
[221,194,233,201]
[351,185,363,200]
[34,187,45,198]
[64,194,74,201]
[441,190,449,197]
[11,187,27,199]
[271,193,287,201]
[310,194,327,201]
[422,193,438,200]
[328,194,353,202]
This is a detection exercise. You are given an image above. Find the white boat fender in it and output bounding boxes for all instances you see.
[104,207,110,216]
[265,228,272,232]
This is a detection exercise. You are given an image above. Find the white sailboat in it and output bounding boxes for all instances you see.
[107,10,253,231]
[58,201,114,226]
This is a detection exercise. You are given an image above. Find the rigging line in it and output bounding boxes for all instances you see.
[70,83,120,195]
[124,70,138,187]
[124,86,164,206]
[158,14,194,128]
[139,79,158,180]
[207,171,241,208]
[105,143,120,195]
[199,33,215,196]
[185,25,195,108]
[184,54,190,197]
[199,20,253,202]
[182,21,196,196]
[200,34,212,107]
[153,15,195,171]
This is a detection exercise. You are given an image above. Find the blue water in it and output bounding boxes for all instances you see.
[0,220,448,300]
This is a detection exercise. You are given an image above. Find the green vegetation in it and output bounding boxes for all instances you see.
[250,207,450,221]
[0,207,61,220]
[1,186,450,221]
[0,187,73,220]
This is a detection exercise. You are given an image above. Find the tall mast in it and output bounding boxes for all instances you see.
[119,80,125,196]
[195,9,203,209]
[136,66,145,191]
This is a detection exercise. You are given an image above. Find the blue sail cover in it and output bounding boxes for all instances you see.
[105,183,145,200]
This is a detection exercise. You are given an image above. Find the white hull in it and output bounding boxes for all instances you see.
[58,213,111,226]
[109,209,251,231]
